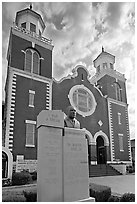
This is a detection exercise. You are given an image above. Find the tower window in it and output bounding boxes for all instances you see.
[110,63,113,69]
[29,90,35,107]
[30,23,36,33]
[39,30,41,36]
[25,50,32,72]
[118,133,124,152]
[25,120,36,147]
[25,49,40,75]
[118,112,121,124]
[33,52,39,74]
[114,82,122,101]
[103,63,107,69]
[21,22,26,29]
[97,65,100,73]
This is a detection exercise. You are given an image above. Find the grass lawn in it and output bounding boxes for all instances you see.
[2,184,37,202]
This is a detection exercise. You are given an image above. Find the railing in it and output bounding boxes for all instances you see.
[13,23,52,45]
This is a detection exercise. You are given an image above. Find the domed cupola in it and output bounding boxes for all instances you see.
[93,47,115,74]
[15,4,45,36]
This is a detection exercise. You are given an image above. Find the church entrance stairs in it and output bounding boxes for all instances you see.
[89,164,122,177]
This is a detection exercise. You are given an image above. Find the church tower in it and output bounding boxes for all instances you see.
[4,5,53,165]
[91,48,131,163]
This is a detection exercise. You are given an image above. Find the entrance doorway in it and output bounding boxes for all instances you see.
[96,136,107,164]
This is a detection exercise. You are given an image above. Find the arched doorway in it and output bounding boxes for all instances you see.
[2,147,13,179]
[2,151,8,178]
[96,136,107,164]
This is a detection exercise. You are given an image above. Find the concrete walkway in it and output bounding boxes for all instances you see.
[89,174,135,196]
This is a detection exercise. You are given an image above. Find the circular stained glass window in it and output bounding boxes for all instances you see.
[68,85,97,117]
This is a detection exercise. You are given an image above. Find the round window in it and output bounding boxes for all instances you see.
[68,85,97,117]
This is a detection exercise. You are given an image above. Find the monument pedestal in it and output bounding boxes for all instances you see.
[63,127,89,201]
[37,110,95,202]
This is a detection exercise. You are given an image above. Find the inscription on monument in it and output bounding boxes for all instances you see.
[63,128,89,201]
[37,110,64,128]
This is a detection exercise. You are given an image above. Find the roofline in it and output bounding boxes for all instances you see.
[93,51,115,63]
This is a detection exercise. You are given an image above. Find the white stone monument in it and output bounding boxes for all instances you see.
[37,110,95,202]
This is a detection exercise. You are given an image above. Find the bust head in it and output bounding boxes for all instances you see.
[66,106,76,120]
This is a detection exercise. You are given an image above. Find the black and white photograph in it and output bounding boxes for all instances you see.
[2,1,135,202]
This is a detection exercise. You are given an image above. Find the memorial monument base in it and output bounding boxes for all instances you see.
[37,110,95,202]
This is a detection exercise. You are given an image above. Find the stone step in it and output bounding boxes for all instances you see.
[89,164,122,177]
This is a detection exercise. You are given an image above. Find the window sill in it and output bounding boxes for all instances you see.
[25,145,35,148]
[120,150,124,152]
[29,105,34,108]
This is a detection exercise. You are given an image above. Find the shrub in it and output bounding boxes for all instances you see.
[120,193,135,202]
[30,171,37,180]
[23,190,37,202]
[107,195,121,202]
[89,183,111,202]
[12,171,32,186]
[2,178,12,187]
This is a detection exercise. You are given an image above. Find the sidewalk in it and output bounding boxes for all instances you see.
[89,174,135,196]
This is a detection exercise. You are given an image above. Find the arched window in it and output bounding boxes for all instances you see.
[114,82,122,101]
[25,49,32,72]
[33,52,39,74]
[25,49,40,75]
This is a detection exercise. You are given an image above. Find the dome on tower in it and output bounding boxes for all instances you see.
[93,47,115,73]
[15,5,45,35]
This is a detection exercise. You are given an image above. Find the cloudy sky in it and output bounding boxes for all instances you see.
[2,2,135,139]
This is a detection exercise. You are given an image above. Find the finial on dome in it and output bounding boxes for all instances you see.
[102,46,104,52]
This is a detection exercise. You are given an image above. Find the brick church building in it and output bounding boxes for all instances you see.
[3,6,131,176]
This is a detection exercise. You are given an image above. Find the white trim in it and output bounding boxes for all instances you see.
[25,49,40,75]
[5,71,16,149]
[94,130,109,146]
[68,84,97,117]
[118,112,122,124]
[2,146,13,179]
[107,99,114,162]
[90,68,126,84]
[29,90,35,94]
[118,133,124,152]
[25,145,35,148]
[10,107,15,111]
[29,90,35,107]
[25,120,36,124]
[84,128,94,145]
[29,105,34,108]
[48,81,52,110]
[25,122,36,147]
[9,66,52,84]
[107,161,132,165]
[93,84,104,97]
[53,65,91,84]
[12,27,53,51]
[108,97,127,107]
[8,144,13,147]
[125,107,132,161]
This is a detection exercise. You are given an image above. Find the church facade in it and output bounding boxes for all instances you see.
[3,6,131,175]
